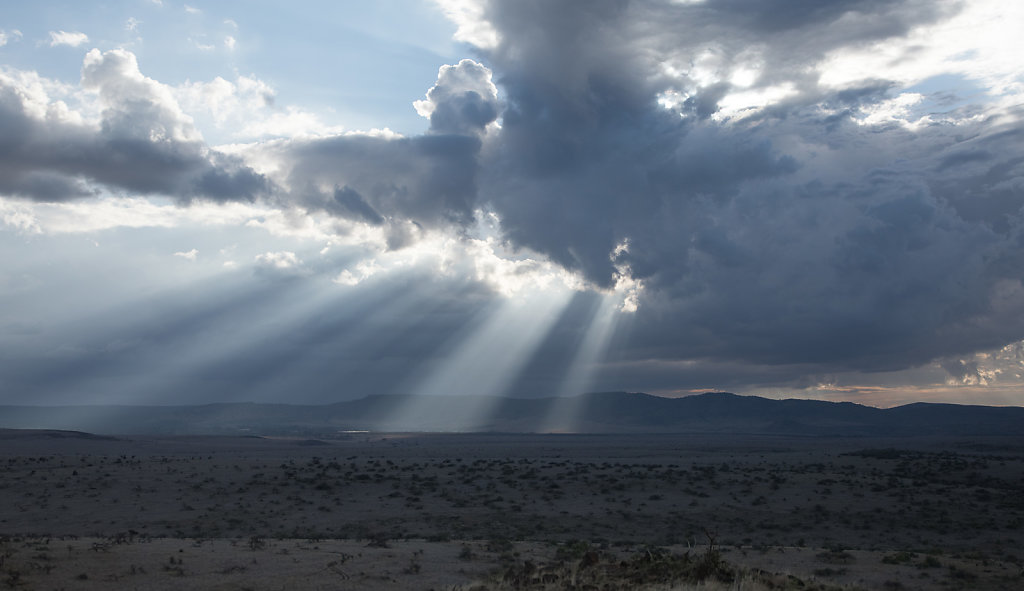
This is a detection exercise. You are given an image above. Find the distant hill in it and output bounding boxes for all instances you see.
[0,428,118,441]
[0,392,1021,437]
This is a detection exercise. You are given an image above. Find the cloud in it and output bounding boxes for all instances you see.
[173,248,199,261]
[175,75,274,124]
[939,358,991,386]
[174,75,345,140]
[255,250,299,268]
[254,251,307,277]
[266,127,486,234]
[5,0,1024,401]
[334,259,381,286]
[0,49,270,203]
[0,199,40,233]
[0,30,22,47]
[227,58,501,258]
[207,0,1022,388]
[191,38,216,51]
[404,0,1024,385]
[432,0,500,49]
[414,59,500,135]
[327,186,384,226]
[48,31,89,48]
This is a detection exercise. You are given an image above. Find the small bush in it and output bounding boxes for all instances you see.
[882,551,914,564]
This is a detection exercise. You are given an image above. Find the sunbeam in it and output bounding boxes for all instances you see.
[122,275,393,404]
[3,0,1024,428]
[540,292,623,432]
[242,276,474,402]
[384,287,575,430]
[24,274,314,405]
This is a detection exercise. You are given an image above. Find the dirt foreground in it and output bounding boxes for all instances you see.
[1,431,1023,589]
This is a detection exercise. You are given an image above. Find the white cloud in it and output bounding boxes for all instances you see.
[184,5,201,15]
[326,211,585,297]
[432,0,499,49]
[48,31,89,48]
[255,250,301,270]
[239,107,345,139]
[853,92,927,128]
[176,76,262,125]
[713,82,798,121]
[34,198,585,299]
[413,59,498,122]
[642,1,1023,132]
[0,50,266,203]
[334,260,382,286]
[174,75,345,140]
[191,38,215,51]
[0,29,23,47]
[0,66,80,121]
[81,48,203,144]
[125,17,141,33]
[818,0,1024,99]
[0,200,42,234]
[224,35,236,51]
[461,235,582,297]
[0,196,287,235]
[242,207,364,244]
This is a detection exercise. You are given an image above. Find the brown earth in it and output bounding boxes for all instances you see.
[1,431,1022,589]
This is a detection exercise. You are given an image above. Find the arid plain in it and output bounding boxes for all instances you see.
[1,430,1023,590]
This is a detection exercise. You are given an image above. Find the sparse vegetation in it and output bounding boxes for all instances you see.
[0,432,1021,589]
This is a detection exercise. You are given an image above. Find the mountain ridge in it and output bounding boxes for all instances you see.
[0,391,1021,436]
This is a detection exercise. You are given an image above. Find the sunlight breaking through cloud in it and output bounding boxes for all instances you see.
[541,293,623,432]
[72,277,326,405]
[387,288,574,430]
[3,0,1024,408]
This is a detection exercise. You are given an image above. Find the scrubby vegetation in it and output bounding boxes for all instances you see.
[1,433,1023,589]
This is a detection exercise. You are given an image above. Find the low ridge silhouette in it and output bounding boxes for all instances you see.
[1,391,1022,436]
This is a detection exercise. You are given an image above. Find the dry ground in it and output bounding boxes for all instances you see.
[1,431,1022,589]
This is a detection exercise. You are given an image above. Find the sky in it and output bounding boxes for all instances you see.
[1,0,1023,409]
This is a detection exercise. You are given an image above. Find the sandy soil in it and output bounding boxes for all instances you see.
[1,431,1022,589]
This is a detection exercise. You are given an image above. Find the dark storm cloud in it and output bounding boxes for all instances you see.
[694,0,943,36]
[939,358,983,385]
[606,108,1024,377]
[278,132,484,232]
[0,49,268,203]
[275,58,500,236]
[445,0,1024,383]
[266,0,1023,385]
[6,0,1022,399]
[328,186,385,226]
[422,59,500,135]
